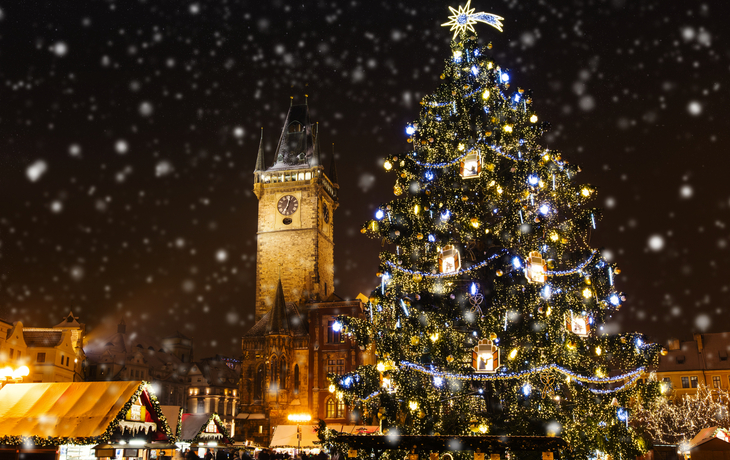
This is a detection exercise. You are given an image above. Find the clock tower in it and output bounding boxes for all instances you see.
[252,101,339,321]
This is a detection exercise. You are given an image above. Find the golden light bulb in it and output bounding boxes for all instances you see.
[509,348,518,360]
[414,204,420,215]
[430,333,439,342]
[503,125,513,133]
[458,143,465,151]
[453,50,463,59]
[550,232,559,242]
[530,114,538,123]
[581,188,591,197]
[482,90,490,100]
[595,346,602,356]
[384,160,392,171]
[328,384,336,393]
[376,362,386,372]
[582,288,593,299]
[487,62,494,69]
[409,400,419,411]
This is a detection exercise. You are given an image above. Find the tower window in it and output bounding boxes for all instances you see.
[327,320,344,344]
[294,364,300,394]
[327,359,345,376]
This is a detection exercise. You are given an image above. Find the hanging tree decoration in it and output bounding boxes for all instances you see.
[566,311,591,337]
[439,244,461,273]
[525,250,547,283]
[459,148,482,179]
[472,338,500,373]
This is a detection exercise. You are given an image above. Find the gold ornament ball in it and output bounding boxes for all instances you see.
[360,228,367,234]
[489,332,497,340]
[660,348,668,356]
[413,273,423,282]
[446,355,455,363]
[416,233,424,240]
[411,336,420,345]
[496,270,504,276]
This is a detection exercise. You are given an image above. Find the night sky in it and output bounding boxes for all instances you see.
[1,0,728,358]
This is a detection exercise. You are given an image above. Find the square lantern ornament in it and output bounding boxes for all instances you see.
[472,339,500,373]
[566,311,590,337]
[526,251,547,283]
[439,245,461,274]
[460,152,482,179]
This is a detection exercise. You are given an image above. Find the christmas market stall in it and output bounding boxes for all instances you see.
[679,427,730,459]
[0,381,175,460]
[269,425,377,454]
[178,414,232,457]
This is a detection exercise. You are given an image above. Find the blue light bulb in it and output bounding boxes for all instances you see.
[425,171,434,181]
[332,321,342,332]
[428,234,435,243]
[434,376,444,387]
[512,257,522,269]
[405,126,416,135]
[375,210,384,220]
[522,383,531,396]
[528,175,539,186]
[501,73,510,82]
[514,94,520,102]
[471,66,479,76]
[470,282,477,296]
[539,204,550,215]
[609,294,620,306]
[542,285,552,299]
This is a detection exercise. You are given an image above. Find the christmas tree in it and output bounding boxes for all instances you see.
[328,3,663,459]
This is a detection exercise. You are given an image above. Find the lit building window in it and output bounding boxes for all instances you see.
[713,376,721,389]
[325,398,345,419]
[691,376,699,388]
[681,377,690,388]
[327,359,345,376]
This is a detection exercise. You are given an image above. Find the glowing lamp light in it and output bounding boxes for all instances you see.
[375,210,384,220]
[530,114,538,123]
[582,288,593,299]
[503,125,513,133]
[471,66,479,76]
[512,257,522,269]
[434,376,444,387]
[332,321,342,332]
[539,204,550,215]
[595,346,602,356]
[453,50,463,62]
[509,348,519,360]
[430,332,440,342]
[288,414,312,423]
[514,94,520,102]
[425,171,434,181]
[440,210,451,222]
[636,338,644,347]
[617,408,629,423]
[405,125,416,135]
[550,232,559,242]
[522,383,531,396]
[409,401,419,411]
[542,285,552,299]
[129,440,146,446]
[376,362,386,372]
[458,143,465,151]
[501,73,510,82]
[478,424,489,434]
[439,244,461,273]
[609,294,621,306]
[328,384,336,393]
[470,282,478,296]
[482,90,490,100]
[384,160,392,171]
[343,376,353,387]
[581,187,591,197]
[527,175,539,186]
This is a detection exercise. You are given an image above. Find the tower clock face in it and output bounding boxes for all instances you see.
[277,195,299,216]
[323,204,330,223]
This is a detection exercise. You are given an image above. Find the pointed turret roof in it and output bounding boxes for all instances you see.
[254,127,266,171]
[268,103,315,171]
[267,278,290,335]
[54,311,82,328]
[328,149,338,185]
[312,123,321,167]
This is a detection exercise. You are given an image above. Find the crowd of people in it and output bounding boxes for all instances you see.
[181,448,334,460]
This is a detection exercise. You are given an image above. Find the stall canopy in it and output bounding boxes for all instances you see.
[180,413,232,444]
[688,426,730,451]
[269,425,378,449]
[0,381,173,445]
[160,405,183,439]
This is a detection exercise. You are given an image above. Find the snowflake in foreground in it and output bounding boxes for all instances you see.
[441,0,504,39]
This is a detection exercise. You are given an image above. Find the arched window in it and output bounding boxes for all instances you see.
[326,397,345,419]
[254,364,264,402]
[270,357,278,390]
[280,359,287,390]
[294,364,300,395]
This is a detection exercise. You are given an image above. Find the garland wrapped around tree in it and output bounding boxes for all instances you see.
[327,3,663,460]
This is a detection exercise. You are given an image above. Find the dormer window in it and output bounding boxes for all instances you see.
[288,122,303,133]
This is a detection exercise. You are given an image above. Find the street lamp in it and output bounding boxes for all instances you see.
[287,413,311,456]
[0,366,30,388]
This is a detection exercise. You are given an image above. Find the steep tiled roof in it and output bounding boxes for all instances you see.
[23,330,63,347]
[243,302,308,338]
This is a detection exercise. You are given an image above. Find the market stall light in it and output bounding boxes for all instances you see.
[287,413,312,423]
[129,440,146,446]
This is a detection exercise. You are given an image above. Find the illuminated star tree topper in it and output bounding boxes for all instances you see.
[441,0,504,39]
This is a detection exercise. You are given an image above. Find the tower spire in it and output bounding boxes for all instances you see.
[328,143,338,185]
[254,127,266,171]
[267,276,290,335]
[312,122,321,166]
